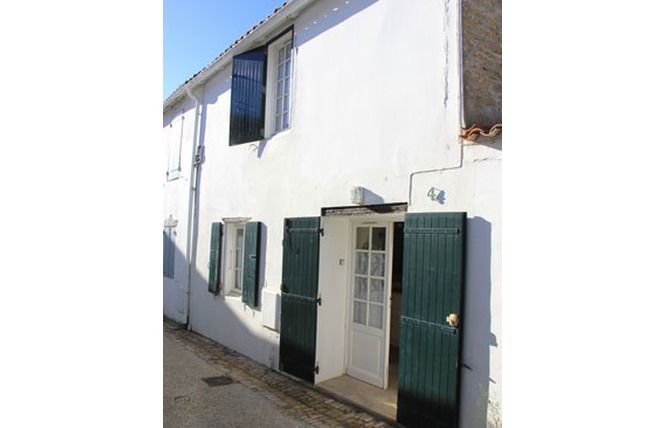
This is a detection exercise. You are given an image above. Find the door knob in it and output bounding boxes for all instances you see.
[446,313,459,327]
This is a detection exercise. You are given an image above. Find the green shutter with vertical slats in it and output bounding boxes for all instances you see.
[208,222,223,294]
[279,217,321,383]
[163,230,170,278]
[397,212,466,428]
[163,229,175,279]
[229,46,267,145]
[242,221,262,307]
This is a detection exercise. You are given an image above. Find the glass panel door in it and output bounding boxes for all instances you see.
[347,223,391,388]
[353,226,387,330]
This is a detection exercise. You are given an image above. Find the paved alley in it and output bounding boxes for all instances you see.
[163,322,392,428]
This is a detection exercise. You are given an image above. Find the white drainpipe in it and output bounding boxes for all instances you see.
[184,85,202,329]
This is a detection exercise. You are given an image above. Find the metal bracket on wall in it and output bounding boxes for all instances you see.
[194,145,205,166]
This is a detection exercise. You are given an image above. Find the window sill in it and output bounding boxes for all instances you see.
[226,290,242,299]
[231,129,292,149]
[266,127,292,143]
[166,170,181,181]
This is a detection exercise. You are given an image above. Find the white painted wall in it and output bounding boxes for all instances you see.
[164,0,501,426]
[182,0,461,368]
[162,97,196,324]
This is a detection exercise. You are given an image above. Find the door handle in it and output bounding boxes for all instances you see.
[446,313,459,328]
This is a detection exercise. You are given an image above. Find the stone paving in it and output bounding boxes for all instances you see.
[164,321,394,428]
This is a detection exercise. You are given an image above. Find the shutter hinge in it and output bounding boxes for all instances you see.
[316,294,322,306]
[319,228,324,236]
[314,364,319,375]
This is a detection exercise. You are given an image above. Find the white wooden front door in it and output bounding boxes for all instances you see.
[347,225,391,388]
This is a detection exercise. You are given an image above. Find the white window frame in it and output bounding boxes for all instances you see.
[166,115,184,181]
[224,223,246,296]
[265,31,294,138]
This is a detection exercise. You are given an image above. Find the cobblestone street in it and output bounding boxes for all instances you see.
[164,322,393,427]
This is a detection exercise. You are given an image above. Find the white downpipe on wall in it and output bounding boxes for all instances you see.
[407,0,464,207]
[184,85,201,328]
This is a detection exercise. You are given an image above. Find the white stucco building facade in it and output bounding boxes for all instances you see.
[163,1,501,427]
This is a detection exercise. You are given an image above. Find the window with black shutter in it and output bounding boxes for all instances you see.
[229,28,294,145]
[229,47,267,145]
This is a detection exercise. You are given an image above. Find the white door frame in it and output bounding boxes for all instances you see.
[344,216,400,389]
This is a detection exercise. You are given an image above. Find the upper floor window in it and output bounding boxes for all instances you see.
[166,115,184,180]
[272,38,292,134]
[229,29,293,145]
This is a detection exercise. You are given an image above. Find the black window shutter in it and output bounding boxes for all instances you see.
[229,46,267,145]
[208,222,223,294]
[242,221,262,307]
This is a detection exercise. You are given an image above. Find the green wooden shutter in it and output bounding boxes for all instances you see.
[163,229,175,279]
[397,212,466,428]
[242,221,262,307]
[207,222,223,294]
[229,46,267,145]
[163,230,169,278]
[279,217,321,383]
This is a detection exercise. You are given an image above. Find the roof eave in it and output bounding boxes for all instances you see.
[163,0,315,112]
